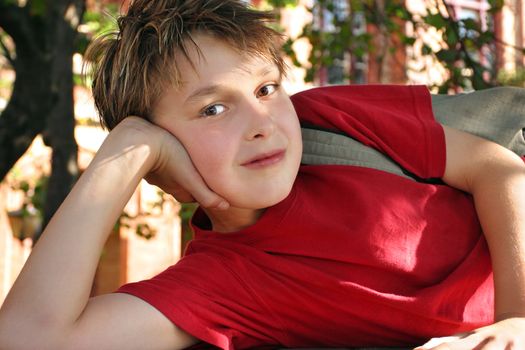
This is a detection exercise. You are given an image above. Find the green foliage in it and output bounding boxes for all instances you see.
[82,4,119,35]
[424,13,447,29]
[266,0,298,7]
[9,171,48,220]
[498,67,525,87]
[179,202,198,251]
[74,4,119,89]
[135,222,157,240]
[270,0,511,92]
[75,3,118,56]
[487,0,504,13]
[28,0,47,17]
[1,0,19,6]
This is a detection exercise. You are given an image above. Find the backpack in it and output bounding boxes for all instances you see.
[301,86,525,179]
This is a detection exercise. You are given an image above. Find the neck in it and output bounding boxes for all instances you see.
[202,206,265,233]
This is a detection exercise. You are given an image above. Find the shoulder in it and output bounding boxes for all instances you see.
[290,84,429,102]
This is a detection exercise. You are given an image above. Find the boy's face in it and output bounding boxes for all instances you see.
[153,34,302,210]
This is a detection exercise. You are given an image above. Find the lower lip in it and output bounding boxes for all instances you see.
[243,150,286,169]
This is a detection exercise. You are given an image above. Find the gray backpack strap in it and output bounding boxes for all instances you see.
[301,128,412,180]
[301,87,525,178]
[432,86,525,156]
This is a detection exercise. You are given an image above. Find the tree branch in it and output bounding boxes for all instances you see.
[0,100,44,181]
[441,0,490,88]
[494,36,525,52]
[0,2,28,43]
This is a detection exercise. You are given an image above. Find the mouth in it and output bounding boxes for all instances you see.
[241,149,286,169]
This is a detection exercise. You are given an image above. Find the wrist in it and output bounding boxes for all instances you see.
[99,117,161,177]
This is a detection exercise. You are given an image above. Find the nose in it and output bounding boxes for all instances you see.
[244,101,275,141]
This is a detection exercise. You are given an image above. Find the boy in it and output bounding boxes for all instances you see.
[1,0,525,349]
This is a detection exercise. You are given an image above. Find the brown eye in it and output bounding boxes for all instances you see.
[257,84,278,98]
[200,104,227,118]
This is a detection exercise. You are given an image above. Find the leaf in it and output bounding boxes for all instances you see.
[401,36,416,46]
[461,18,480,31]
[452,67,463,81]
[421,44,433,55]
[463,38,476,50]
[438,80,451,94]
[394,7,411,21]
[322,56,334,66]
[305,68,315,83]
[267,0,298,8]
[353,46,365,58]
[424,14,447,30]
[477,31,494,45]
[436,49,458,63]
[339,24,351,38]
[488,0,504,12]
[472,72,489,90]
[445,29,458,46]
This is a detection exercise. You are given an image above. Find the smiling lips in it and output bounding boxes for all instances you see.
[241,149,286,169]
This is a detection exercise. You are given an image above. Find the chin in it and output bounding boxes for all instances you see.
[230,182,295,210]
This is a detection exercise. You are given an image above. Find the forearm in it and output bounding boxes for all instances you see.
[0,127,155,335]
[470,152,525,319]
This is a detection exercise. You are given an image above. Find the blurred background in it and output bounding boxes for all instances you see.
[1,0,524,304]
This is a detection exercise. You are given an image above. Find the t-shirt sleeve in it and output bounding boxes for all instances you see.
[115,246,283,350]
[291,84,446,179]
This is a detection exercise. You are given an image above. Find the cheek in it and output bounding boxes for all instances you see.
[276,101,301,146]
[182,131,236,182]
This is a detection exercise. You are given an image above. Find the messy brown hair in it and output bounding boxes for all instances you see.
[85,0,286,130]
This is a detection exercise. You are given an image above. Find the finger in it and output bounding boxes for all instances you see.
[157,138,230,210]
[474,337,506,350]
[416,333,497,350]
[415,336,462,349]
[414,332,475,350]
[179,168,229,210]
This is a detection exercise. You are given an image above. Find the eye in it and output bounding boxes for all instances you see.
[200,104,227,118]
[256,84,279,98]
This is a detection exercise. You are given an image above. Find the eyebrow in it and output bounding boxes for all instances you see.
[248,64,277,77]
[184,65,279,105]
[185,85,224,105]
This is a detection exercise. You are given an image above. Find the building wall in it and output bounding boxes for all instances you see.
[496,0,525,73]
[0,185,32,305]
[281,0,525,89]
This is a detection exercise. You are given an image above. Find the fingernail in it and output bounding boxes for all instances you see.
[217,201,229,210]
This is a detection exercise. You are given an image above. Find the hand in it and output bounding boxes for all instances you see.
[112,117,229,209]
[414,317,525,349]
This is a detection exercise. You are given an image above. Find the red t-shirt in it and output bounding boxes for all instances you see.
[117,85,494,349]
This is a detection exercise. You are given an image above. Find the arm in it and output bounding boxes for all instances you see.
[417,125,525,349]
[0,117,224,349]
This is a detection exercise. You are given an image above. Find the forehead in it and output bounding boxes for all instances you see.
[176,34,279,86]
[152,34,280,118]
